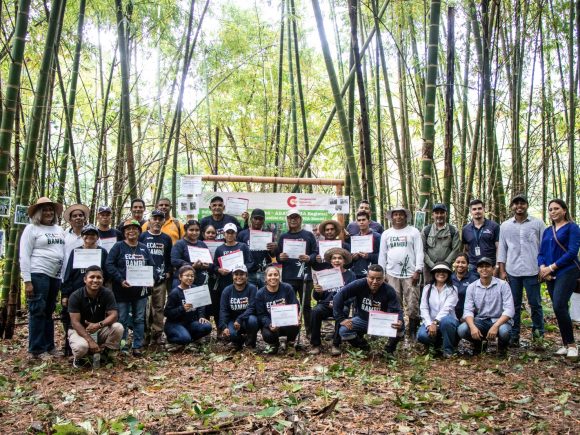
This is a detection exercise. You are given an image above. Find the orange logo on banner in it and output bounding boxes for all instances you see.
[287,196,297,207]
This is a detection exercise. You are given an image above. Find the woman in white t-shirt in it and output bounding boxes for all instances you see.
[19,197,65,360]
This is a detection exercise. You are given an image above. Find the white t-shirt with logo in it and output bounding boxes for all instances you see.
[378,226,424,279]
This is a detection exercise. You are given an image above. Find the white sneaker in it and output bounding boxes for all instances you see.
[554,346,568,356]
[566,346,578,360]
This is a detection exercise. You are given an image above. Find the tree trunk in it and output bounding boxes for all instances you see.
[443,6,454,210]
[568,0,576,217]
[273,0,285,193]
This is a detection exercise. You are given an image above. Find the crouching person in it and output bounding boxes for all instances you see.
[219,264,259,351]
[457,257,515,356]
[67,266,123,367]
[333,264,403,357]
[417,262,459,357]
[164,265,212,352]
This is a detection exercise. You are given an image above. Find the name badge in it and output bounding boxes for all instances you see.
[475,246,481,256]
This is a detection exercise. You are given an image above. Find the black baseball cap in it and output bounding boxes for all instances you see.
[510,194,528,205]
[97,206,112,214]
[251,208,265,218]
[150,209,165,218]
[476,257,494,267]
[432,203,447,212]
[81,224,99,236]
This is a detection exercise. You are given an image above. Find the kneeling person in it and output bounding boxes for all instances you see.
[417,262,459,357]
[67,266,124,367]
[164,266,212,351]
[219,264,259,351]
[333,264,403,356]
[310,248,356,356]
[457,257,515,355]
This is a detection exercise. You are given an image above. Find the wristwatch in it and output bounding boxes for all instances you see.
[433,319,440,326]
[98,321,104,328]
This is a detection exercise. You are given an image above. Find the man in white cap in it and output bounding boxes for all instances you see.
[378,205,424,339]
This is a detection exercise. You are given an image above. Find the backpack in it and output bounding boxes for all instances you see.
[423,223,457,239]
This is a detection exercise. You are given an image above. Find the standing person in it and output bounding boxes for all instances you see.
[237,208,277,287]
[139,210,173,346]
[333,264,404,356]
[62,204,90,280]
[349,211,381,279]
[538,199,580,359]
[417,262,459,357]
[255,266,301,354]
[277,209,318,335]
[378,206,424,339]
[20,198,65,360]
[309,248,356,356]
[219,264,259,351]
[497,194,545,347]
[314,219,350,270]
[212,223,254,331]
[346,200,384,236]
[457,257,515,356]
[451,253,478,320]
[96,206,123,252]
[141,198,185,244]
[164,265,212,352]
[105,220,158,356]
[61,224,108,354]
[421,203,461,283]
[200,196,244,241]
[171,219,211,288]
[67,266,124,367]
[462,199,500,272]
[117,198,146,230]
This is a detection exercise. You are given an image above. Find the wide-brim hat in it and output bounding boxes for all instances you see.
[28,197,63,218]
[63,204,90,223]
[318,219,343,236]
[386,206,411,222]
[323,247,352,265]
[431,262,452,274]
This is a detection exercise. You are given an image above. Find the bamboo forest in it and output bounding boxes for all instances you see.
[0,0,578,433]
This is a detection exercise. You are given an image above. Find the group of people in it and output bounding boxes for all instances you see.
[19,192,580,367]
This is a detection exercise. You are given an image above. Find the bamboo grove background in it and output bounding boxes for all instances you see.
[0,0,578,336]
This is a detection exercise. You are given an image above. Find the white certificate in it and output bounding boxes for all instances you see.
[183,284,212,308]
[180,175,203,195]
[270,304,299,327]
[226,197,249,216]
[99,237,117,253]
[367,311,399,337]
[318,240,342,258]
[72,249,102,269]
[283,239,307,259]
[250,230,272,251]
[204,241,223,258]
[187,246,213,263]
[126,265,154,287]
[218,250,244,270]
[350,235,374,253]
[313,268,344,291]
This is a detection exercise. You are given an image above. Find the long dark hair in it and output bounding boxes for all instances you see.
[548,198,572,224]
[430,269,453,286]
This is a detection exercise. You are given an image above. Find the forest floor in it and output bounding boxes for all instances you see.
[0,316,578,434]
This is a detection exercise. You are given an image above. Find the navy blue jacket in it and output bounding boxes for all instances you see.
[313,269,356,306]
[451,271,478,319]
[255,283,298,328]
[219,283,257,330]
[311,241,351,272]
[200,214,243,241]
[349,231,381,278]
[213,242,254,290]
[164,286,207,324]
[276,230,318,282]
[170,238,210,287]
[237,228,273,273]
[61,246,109,297]
[139,231,172,285]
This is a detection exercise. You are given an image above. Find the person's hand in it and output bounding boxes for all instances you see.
[200,262,209,269]
[121,280,131,288]
[298,254,310,262]
[411,271,420,286]
[358,252,368,259]
[493,267,499,277]
[539,265,552,279]
[470,326,483,341]
[391,321,403,330]
[61,297,68,308]
[183,303,193,311]
[279,253,289,261]
[313,284,323,293]
[266,242,277,252]
[428,323,438,337]
[85,321,100,334]
[218,268,230,276]
[499,271,508,281]
[487,324,499,340]
[233,321,241,331]
[88,339,100,354]
[199,317,210,324]
[341,319,353,330]
[269,324,278,332]
[25,282,34,298]
[316,254,323,263]
[222,328,230,337]
[241,211,249,221]
[193,260,202,269]
[351,253,360,260]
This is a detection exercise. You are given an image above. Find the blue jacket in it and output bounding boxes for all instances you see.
[313,269,356,306]
[171,238,210,287]
[276,230,318,282]
[538,222,580,277]
[255,283,298,328]
[349,231,381,278]
[219,283,257,330]
[164,286,207,324]
[213,242,254,291]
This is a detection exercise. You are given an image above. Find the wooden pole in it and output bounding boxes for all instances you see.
[201,175,344,187]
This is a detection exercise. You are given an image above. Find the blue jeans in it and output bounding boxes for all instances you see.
[508,274,544,339]
[417,315,459,355]
[165,320,212,345]
[227,315,259,346]
[457,318,512,349]
[28,273,60,354]
[118,298,147,349]
[338,315,402,352]
[546,267,580,345]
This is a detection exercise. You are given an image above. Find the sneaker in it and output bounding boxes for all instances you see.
[330,345,341,356]
[566,346,578,360]
[279,341,287,354]
[27,352,40,361]
[286,342,297,356]
[72,357,91,368]
[38,353,53,362]
[132,348,144,357]
[508,337,520,348]
[47,348,64,357]
[554,346,568,356]
[309,346,321,355]
[165,343,185,353]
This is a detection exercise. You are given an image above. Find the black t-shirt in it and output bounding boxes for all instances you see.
[67,286,118,325]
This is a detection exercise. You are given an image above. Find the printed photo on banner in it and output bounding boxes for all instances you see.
[180,175,203,196]
[0,196,11,217]
[178,196,198,214]
[14,205,30,225]
[414,210,426,230]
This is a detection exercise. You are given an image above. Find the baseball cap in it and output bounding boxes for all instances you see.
[510,194,528,205]
[286,208,302,218]
[432,203,447,212]
[223,223,238,233]
[232,264,248,273]
[476,257,494,267]
[97,206,112,214]
[251,208,266,218]
[81,224,99,236]
[150,209,165,218]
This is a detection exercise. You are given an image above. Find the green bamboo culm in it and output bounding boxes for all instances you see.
[1,0,66,339]
[419,0,442,211]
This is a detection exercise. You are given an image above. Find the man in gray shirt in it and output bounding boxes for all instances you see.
[497,194,545,347]
[458,257,515,356]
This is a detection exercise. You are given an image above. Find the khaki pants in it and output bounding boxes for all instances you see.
[385,274,420,320]
[147,281,167,338]
[68,323,124,358]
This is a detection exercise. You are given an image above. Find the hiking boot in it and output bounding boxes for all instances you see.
[166,343,185,353]
[508,337,520,348]
[132,348,144,357]
[309,346,321,355]
[330,345,341,356]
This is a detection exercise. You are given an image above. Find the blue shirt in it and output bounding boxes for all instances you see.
[451,271,478,319]
[537,222,580,277]
[461,219,500,266]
